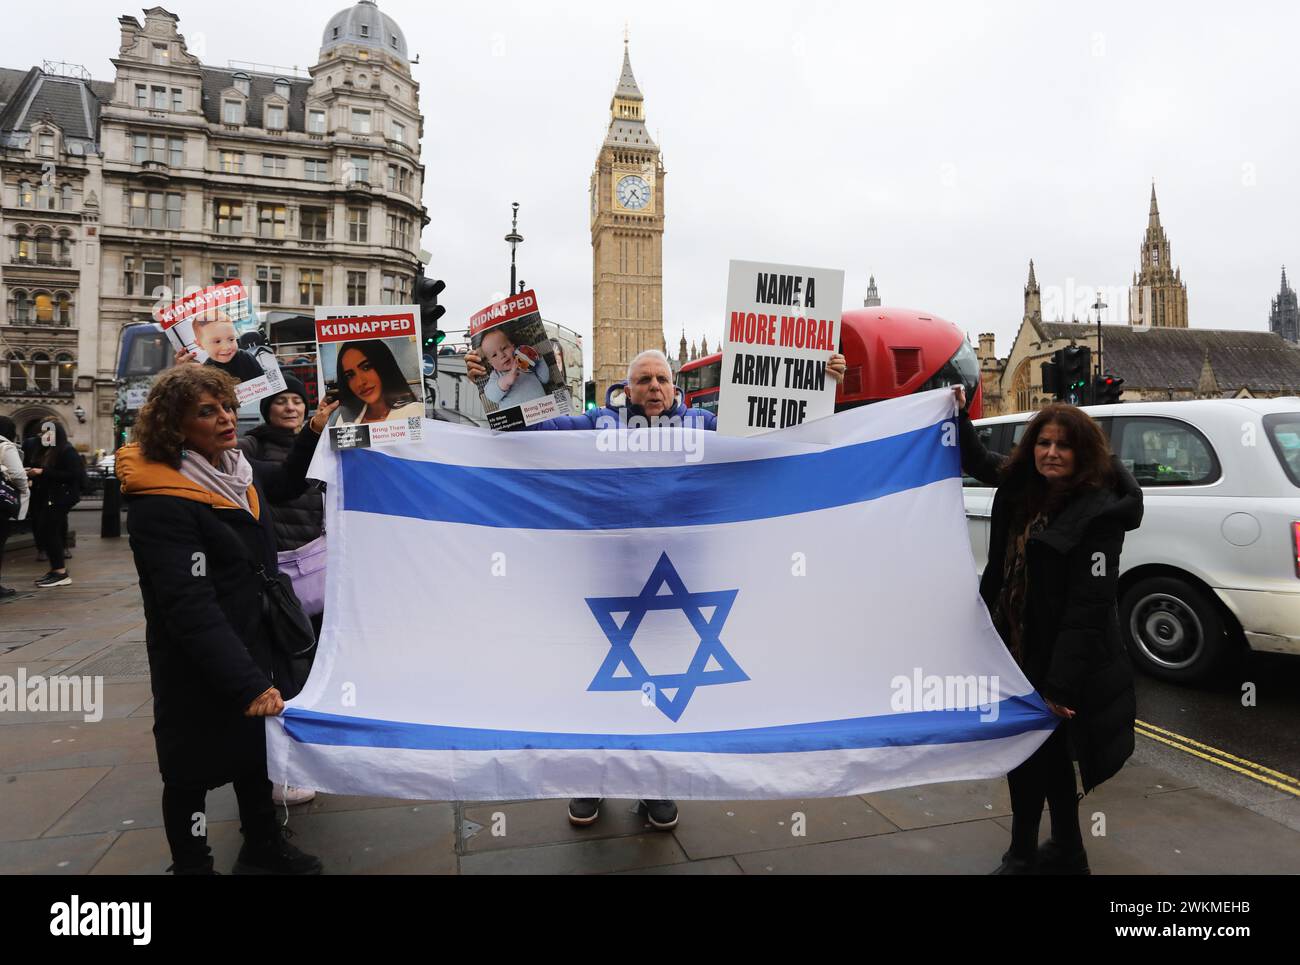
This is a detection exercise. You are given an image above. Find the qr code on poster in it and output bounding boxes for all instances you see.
[406,417,423,441]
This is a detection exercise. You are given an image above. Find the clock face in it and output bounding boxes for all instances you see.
[616,174,650,210]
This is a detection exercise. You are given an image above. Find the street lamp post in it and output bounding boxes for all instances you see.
[1092,289,1107,381]
[505,202,524,296]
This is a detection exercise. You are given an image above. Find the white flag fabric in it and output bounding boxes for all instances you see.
[267,389,1056,801]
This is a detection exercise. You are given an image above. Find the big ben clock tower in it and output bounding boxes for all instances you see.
[591,38,666,400]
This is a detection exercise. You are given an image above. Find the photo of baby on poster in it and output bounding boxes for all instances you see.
[153,281,285,405]
[468,289,571,431]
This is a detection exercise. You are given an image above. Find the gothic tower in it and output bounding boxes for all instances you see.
[1269,267,1299,344]
[1024,259,1041,324]
[590,38,665,398]
[863,274,881,307]
[1128,183,1188,328]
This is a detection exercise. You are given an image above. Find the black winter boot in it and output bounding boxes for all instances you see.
[1037,838,1090,875]
[232,826,322,875]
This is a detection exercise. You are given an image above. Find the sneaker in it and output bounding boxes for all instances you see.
[567,797,602,826]
[0,586,16,599]
[641,799,679,830]
[231,826,322,875]
[272,785,317,806]
[1037,838,1090,875]
[35,572,71,588]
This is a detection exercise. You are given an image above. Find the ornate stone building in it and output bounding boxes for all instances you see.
[1,2,427,455]
[590,40,665,398]
[863,274,880,307]
[0,64,110,452]
[1128,183,1188,329]
[1269,266,1298,344]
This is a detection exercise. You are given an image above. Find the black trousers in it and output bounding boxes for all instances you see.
[0,515,10,583]
[37,504,69,570]
[161,772,278,872]
[1006,723,1082,857]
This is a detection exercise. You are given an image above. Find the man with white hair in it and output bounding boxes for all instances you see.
[464,345,846,829]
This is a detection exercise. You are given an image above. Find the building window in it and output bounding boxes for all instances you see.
[34,228,53,263]
[266,105,286,130]
[5,352,29,391]
[129,190,181,229]
[347,207,368,243]
[308,109,326,134]
[274,79,290,100]
[386,164,398,191]
[61,184,73,210]
[38,132,55,157]
[54,292,72,325]
[256,265,282,304]
[332,26,339,39]
[214,199,242,235]
[135,85,147,108]
[56,353,75,392]
[122,257,135,296]
[171,88,184,112]
[152,86,168,110]
[169,137,183,166]
[37,184,57,210]
[219,150,243,174]
[152,43,169,66]
[300,207,328,241]
[258,204,286,239]
[55,230,72,264]
[351,109,371,134]
[298,269,323,306]
[13,228,32,264]
[212,263,240,285]
[381,274,409,305]
[359,24,369,37]
[143,259,167,297]
[261,154,287,177]
[347,154,369,185]
[387,214,409,249]
[33,294,53,325]
[347,271,367,305]
[31,352,52,390]
[133,133,183,165]
[304,158,327,181]
[233,73,250,96]
[222,100,244,125]
[17,181,33,208]
[390,121,405,144]
[12,292,31,324]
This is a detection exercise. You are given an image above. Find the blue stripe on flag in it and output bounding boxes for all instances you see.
[280,694,1055,754]
[340,418,959,529]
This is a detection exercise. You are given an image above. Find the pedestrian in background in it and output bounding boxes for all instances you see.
[27,421,82,588]
[118,364,337,874]
[953,386,1142,874]
[0,416,31,598]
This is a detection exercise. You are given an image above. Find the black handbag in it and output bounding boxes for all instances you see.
[252,562,317,700]
[0,477,18,520]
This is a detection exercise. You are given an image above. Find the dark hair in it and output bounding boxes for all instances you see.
[38,420,71,469]
[134,364,240,468]
[0,415,15,443]
[334,340,416,415]
[1001,403,1116,514]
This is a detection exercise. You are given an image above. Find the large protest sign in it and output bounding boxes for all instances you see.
[268,390,1055,801]
[154,281,286,406]
[718,260,844,436]
[314,304,424,450]
[469,289,572,430]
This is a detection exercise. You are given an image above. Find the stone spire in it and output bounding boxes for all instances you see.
[689,340,697,362]
[700,334,709,356]
[678,328,688,368]
[1148,181,1160,230]
[604,36,654,148]
[1270,265,1300,343]
[864,274,880,307]
[1196,348,1220,398]
[1023,259,1041,323]
[1129,181,1188,328]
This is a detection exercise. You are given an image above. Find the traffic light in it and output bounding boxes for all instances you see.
[416,273,446,369]
[1060,345,1092,405]
[1040,359,1060,398]
[1094,373,1125,405]
[584,380,597,412]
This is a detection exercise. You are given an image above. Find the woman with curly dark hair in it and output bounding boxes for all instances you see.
[954,387,1143,875]
[116,364,337,874]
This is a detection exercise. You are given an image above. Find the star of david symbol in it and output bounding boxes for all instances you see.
[585,552,748,722]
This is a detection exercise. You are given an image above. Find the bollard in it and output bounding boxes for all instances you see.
[101,475,122,538]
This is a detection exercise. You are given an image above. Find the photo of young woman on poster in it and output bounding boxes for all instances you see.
[333,339,423,425]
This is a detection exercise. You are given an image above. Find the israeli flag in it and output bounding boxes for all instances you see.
[267,390,1055,801]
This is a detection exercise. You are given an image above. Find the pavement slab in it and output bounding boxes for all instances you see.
[672,797,896,860]
[863,778,1012,831]
[0,717,157,773]
[0,832,119,874]
[41,762,239,837]
[461,831,687,874]
[460,797,651,852]
[0,766,111,842]
[282,803,457,874]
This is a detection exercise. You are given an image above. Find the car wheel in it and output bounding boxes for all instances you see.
[1120,576,1232,684]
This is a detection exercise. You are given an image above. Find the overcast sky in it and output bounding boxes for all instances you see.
[7,1,1299,370]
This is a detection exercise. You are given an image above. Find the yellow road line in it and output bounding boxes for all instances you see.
[1134,726,1300,798]
[1136,718,1300,787]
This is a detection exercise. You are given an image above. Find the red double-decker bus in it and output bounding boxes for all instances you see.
[678,306,983,418]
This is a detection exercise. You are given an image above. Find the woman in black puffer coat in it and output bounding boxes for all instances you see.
[955,388,1143,875]
[237,374,324,552]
